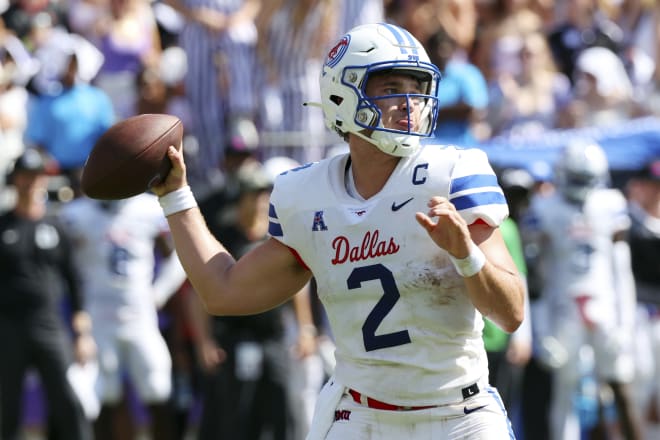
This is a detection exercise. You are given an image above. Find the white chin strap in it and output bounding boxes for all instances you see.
[351,130,420,157]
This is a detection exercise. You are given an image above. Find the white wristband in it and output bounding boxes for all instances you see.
[449,242,486,277]
[158,185,197,217]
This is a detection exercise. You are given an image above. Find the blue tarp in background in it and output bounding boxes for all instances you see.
[473,117,660,180]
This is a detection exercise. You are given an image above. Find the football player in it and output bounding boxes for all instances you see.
[154,23,525,439]
[524,141,643,440]
[59,194,186,440]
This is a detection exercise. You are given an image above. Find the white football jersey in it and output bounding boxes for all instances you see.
[269,144,508,406]
[59,194,170,323]
[526,188,630,306]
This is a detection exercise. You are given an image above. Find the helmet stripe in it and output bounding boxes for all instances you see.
[398,27,420,56]
[380,23,408,55]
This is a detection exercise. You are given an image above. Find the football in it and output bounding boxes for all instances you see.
[81,113,183,200]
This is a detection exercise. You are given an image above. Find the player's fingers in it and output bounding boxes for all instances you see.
[427,196,450,207]
[168,145,185,172]
[426,198,467,226]
[427,198,460,218]
[151,146,187,196]
[428,197,458,212]
[427,206,455,217]
[415,212,435,232]
[166,145,188,182]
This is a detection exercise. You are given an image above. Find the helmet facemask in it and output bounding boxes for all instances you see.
[345,65,439,157]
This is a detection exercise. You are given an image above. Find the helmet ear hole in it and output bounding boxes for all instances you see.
[330,95,343,105]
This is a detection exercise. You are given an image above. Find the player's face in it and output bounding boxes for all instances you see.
[364,72,426,132]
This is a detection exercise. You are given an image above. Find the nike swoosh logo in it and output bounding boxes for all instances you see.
[463,404,487,415]
[391,197,414,211]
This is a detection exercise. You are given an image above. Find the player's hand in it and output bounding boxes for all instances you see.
[506,338,532,366]
[196,338,226,373]
[293,330,318,359]
[151,144,188,197]
[415,197,473,258]
[74,333,97,365]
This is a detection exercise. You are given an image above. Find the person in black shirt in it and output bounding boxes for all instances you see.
[626,158,660,436]
[0,149,94,440]
[627,158,660,306]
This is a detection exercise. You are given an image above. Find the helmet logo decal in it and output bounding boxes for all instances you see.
[326,35,351,68]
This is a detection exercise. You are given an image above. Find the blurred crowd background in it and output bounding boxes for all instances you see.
[1,0,660,439]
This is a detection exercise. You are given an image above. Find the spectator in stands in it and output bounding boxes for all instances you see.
[560,46,644,129]
[403,0,478,54]
[69,0,162,119]
[197,124,260,217]
[0,16,35,192]
[1,0,67,41]
[255,0,339,164]
[338,0,383,34]
[546,0,625,84]
[425,25,488,146]
[0,149,95,440]
[612,0,657,96]
[162,0,261,186]
[486,31,572,137]
[24,28,114,191]
[471,0,544,85]
[632,1,660,116]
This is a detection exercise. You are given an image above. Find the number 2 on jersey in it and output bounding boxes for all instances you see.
[109,243,133,276]
[347,264,411,351]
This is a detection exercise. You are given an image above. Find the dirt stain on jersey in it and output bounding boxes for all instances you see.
[402,255,462,306]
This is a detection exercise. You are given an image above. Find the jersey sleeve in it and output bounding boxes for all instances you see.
[448,148,509,227]
[267,166,305,248]
[267,171,314,270]
[268,177,286,242]
[607,189,631,234]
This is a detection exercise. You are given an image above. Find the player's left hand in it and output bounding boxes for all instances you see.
[415,197,473,258]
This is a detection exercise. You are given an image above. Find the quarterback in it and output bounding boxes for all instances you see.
[154,23,524,439]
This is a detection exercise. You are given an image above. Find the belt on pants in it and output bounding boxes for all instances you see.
[347,383,480,411]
